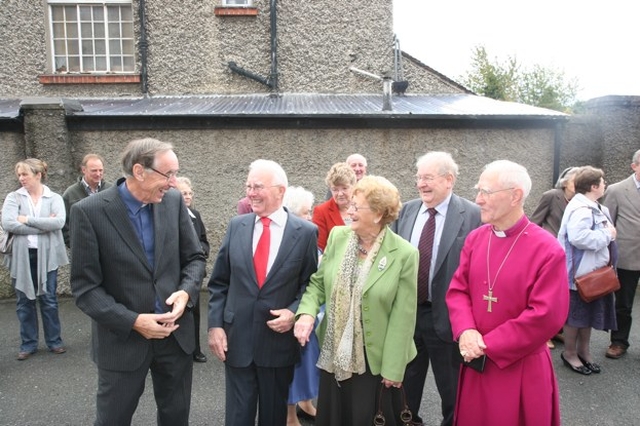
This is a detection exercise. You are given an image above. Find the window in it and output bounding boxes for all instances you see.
[48,1,135,73]
[222,0,252,6]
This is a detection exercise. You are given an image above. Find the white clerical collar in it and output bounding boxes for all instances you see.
[492,228,507,238]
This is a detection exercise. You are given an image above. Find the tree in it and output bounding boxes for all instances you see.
[461,45,579,113]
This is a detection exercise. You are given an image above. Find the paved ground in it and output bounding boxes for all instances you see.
[1,293,639,425]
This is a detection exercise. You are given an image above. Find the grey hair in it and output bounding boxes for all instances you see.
[416,151,459,180]
[555,167,578,189]
[632,149,640,165]
[482,160,532,202]
[176,176,193,188]
[121,138,173,177]
[346,153,367,166]
[249,159,288,188]
[283,186,314,217]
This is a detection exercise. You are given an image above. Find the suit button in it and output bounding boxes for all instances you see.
[364,319,370,324]
[363,306,369,311]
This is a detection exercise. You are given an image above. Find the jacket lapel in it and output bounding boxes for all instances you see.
[433,195,463,275]
[264,212,299,286]
[102,188,152,273]
[364,231,398,292]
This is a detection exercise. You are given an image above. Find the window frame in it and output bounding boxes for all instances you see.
[47,0,136,74]
[221,0,253,6]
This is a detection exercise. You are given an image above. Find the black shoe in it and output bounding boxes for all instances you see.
[560,352,591,375]
[193,352,207,363]
[296,405,316,421]
[577,355,601,373]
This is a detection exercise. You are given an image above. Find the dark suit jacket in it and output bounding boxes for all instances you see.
[190,207,210,258]
[312,198,344,251]
[530,188,568,237]
[70,179,206,371]
[208,210,318,368]
[391,194,481,342]
[62,179,112,247]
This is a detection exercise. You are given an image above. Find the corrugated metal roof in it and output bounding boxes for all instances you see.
[0,100,21,119]
[72,94,567,120]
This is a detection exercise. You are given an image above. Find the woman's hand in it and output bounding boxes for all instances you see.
[382,378,402,388]
[293,314,315,346]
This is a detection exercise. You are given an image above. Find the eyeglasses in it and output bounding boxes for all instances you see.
[180,191,194,197]
[415,174,444,183]
[246,184,282,192]
[474,187,514,198]
[330,187,351,194]
[149,167,179,181]
[349,203,372,212]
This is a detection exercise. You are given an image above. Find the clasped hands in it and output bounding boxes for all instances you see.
[133,290,190,339]
[458,329,487,363]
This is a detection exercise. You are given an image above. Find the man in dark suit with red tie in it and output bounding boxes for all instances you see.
[392,152,481,426]
[208,159,318,426]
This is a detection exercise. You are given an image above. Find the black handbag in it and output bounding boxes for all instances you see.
[373,385,413,426]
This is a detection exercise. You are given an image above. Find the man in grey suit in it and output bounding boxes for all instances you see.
[391,152,481,426]
[208,159,318,426]
[70,138,206,426]
[604,149,640,359]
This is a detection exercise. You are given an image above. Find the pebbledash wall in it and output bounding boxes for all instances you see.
[1,96,639,298]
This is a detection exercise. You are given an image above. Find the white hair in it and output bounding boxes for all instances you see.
[249,159,288,188]
[416,151,459,179]
[482,160,532,202]
[283,186,314,217]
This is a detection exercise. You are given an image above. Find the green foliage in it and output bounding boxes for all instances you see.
[461,45,579,113]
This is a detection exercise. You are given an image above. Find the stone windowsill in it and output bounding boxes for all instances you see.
[39,74,141,84]
[214,7,258,16]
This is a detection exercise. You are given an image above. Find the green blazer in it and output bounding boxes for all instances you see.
[297,225,418,382]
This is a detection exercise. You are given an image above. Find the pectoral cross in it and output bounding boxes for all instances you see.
[483,289,498,312]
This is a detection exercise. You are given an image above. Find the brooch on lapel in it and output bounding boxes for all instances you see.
[378,256,387,271]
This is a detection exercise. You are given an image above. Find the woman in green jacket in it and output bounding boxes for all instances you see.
[295,175,418,426]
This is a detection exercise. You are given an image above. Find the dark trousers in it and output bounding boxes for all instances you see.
[224,363,293,426]
[403,304,459,426]
[95,335,193,426]
[193,293,202,354]
[611,268,640,348]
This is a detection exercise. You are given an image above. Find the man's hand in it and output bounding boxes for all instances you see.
[162,290,190,324]
[132,313,179,339]
[458,328,487,362]
[208,327,228,362]
[266,308,295,334]
[293,314,315,347]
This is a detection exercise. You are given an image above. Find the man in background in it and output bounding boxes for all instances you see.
[604,149,640,359]
[62,153,111,247]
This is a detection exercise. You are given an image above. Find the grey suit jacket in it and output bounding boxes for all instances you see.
[391,194,481,342]
[70,179,206,371]
[530,188,568,237]
[208,210,318,368]
[603,175,640,270]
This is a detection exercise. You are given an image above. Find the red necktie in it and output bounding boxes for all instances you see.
[254,217,271,288]
[417,208,437,304]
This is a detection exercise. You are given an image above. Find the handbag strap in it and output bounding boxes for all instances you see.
[373,385,413,426]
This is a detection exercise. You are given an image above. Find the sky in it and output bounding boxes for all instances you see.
[393,0,640,101]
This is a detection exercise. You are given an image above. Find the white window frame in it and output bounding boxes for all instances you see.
[47,0,136,74]
[222,0,253,6]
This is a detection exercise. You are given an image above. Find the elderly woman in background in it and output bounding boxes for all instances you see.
[283,186,320,426]
[312,163,357,252]
[558,166,617,375]
[2,159,69,360]
[531,166,579,348]
[176,176,210,363]
[295,176,418,426]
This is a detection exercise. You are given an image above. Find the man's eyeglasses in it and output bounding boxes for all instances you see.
[415,174,444,184]
[474,187,514,198]
[246,184,282,192]
[149,167,179,181]
[349,203,372,212]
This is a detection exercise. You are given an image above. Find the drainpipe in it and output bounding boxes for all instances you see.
[227,0,278,91]
[269,0,278,91]
[138,0,149,95]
